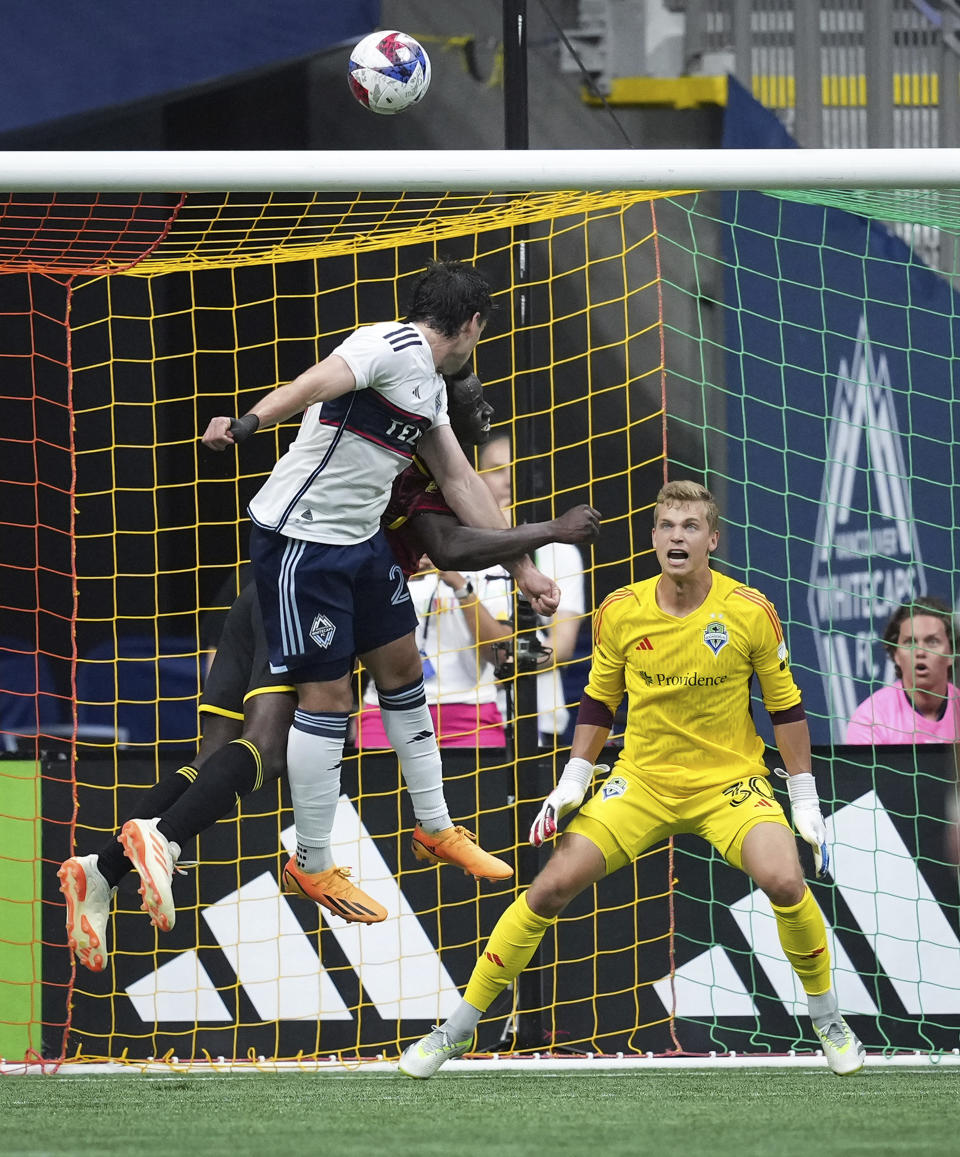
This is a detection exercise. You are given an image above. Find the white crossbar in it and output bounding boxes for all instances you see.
[2,149,960,192]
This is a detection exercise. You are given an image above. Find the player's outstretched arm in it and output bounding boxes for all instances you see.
[418,424,561,615]
[773,718,830,878]
[546,505,602,545]
[409,504,600,573]
[201,355,356,450]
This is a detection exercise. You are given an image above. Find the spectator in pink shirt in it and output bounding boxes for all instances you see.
[846,597,959,745]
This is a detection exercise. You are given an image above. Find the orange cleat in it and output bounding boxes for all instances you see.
[411,824,513,880]
[58,853,115,972]
[119,817,177,932]
[281,858,387,924]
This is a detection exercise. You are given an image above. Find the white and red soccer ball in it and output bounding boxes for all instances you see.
[348,30,431,115]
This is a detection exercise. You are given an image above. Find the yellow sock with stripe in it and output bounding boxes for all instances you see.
[463,891,556,1012]
[772,886,832,996]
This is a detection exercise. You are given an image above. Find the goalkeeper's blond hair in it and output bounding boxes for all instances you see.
[655,479,719,532]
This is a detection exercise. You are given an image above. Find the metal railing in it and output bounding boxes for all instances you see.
[677,0,960,263]
[681,0,960,149]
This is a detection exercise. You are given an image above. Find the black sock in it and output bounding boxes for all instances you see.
[96,764,197,887]
[157,739,262,849]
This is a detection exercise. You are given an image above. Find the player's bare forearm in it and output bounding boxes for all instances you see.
[200,355,355,449]
[772,718,813,776]
[250,357,356,426]
[413,517,527,570]
[569,722,611,766]
[411,505,599,573]
[418,426,508,530]
[247,382,314,429]
[441,465,512,531]
[417,428,561,614]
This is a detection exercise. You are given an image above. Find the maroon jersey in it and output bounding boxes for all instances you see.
[382,457,455,576]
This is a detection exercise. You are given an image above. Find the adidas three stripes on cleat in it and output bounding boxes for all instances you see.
[281,858,387,923]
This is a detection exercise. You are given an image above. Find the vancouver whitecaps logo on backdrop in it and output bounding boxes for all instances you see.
[807,314,925,740]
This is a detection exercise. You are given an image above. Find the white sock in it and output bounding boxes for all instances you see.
[378,679,452,834]
[443,1000,483,1041]
[287,709,348,873]
[808,987,839,1021]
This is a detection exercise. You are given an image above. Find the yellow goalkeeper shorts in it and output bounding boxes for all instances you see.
[566,768,791,873]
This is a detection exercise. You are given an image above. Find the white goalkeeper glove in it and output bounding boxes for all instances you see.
[777,768,830,878]
[529,758,602,847]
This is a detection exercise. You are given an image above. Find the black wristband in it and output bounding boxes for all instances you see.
[229,413,260,442]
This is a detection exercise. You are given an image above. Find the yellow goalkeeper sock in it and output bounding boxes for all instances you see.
[463,891,555,1012]
[772,886,832,996]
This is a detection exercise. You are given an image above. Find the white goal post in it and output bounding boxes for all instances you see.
[3,148,960,191]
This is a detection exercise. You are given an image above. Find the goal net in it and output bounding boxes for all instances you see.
[0,152,957,1068]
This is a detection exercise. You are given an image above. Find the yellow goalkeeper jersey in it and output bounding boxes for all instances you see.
[584,569,802,796]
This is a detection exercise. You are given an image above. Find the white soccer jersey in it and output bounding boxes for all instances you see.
[248,322,450,545]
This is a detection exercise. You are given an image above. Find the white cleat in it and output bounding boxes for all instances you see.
[58,853,115,972]
[812,1014,866,1075]
[119,817,177,931]
[398,1025,472,1079]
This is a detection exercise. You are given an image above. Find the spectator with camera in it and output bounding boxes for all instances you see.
[357,559,513,747]
[477,433,588,746]
[356,375,599,749]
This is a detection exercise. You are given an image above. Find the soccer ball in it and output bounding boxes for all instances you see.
[347,30,431,115]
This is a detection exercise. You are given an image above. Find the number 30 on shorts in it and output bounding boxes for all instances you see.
[722,776,776,807]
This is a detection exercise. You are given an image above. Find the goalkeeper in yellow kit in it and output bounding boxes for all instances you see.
[400,479,865,1078]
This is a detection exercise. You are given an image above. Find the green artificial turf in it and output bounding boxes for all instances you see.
[0,1069,954,1157]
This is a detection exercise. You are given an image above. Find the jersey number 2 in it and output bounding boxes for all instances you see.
[389,564,410,605]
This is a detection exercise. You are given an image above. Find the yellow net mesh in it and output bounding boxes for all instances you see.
[0,189,685,275]
[0,188,669,1063]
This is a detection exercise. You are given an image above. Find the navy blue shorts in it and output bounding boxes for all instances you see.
[249,525,417,682]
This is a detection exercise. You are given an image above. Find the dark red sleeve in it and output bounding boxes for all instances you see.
[382,461,457,578]
[577,692,615,728]
[384,461,455,525]
[769,702,806,726]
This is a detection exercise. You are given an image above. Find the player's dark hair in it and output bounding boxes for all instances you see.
[882,596,957,672]
[405,259,494,336]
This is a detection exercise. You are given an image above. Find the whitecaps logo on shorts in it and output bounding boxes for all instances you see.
[310,612,336,649]
[601,775,628,800]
